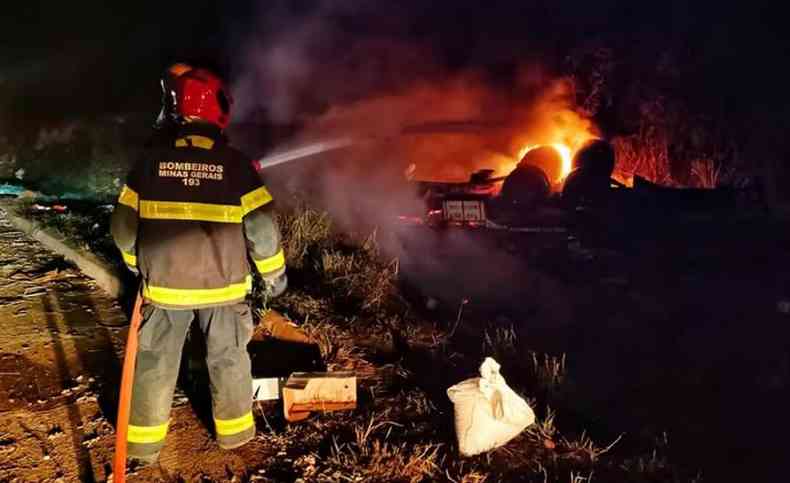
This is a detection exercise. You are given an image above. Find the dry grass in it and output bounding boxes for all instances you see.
[402,388,437,418]
[528,406,558,442]
[612,125,674,186]
[318,233,399,313]
[273,290,335,322]
[297,318,380,380]
[249,308,690,482]
[560,431,623,463]
[251,205,699,483]
[319,411,442,482]
[274,206,400,315]
[482,325,518,360]
[616,432,705,483]
[444,470,490,483]
[277,206,332,268]
[568,471,595,483]
[481,326,567,394]
[690,158,731,189]
[326,439,442,482]
[531,351,567,391]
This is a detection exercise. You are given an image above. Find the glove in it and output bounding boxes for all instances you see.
[262,272,287,299]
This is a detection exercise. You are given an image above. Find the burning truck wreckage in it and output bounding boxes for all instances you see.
[405,134,737,223]
[391,137,748,263]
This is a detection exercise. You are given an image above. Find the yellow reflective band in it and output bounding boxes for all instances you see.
[175,135,215,150]
[122,250,137,267]
[140,200,243,223]
[118,185,139,211]
[241,186,273,216]
[128,421,169,444]
[215,412,254,436]
[143,277,252,307]
[254,249,285,274]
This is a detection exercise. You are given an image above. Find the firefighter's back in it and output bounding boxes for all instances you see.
[130,124,263,309]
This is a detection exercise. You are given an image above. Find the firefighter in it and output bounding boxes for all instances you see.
[110,67,286,465]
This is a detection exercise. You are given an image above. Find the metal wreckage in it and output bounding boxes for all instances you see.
[402,139,757,250]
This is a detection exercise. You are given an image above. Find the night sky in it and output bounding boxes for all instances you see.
[1,1,787,133]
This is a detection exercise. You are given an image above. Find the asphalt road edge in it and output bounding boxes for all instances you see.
[1,204,124,298]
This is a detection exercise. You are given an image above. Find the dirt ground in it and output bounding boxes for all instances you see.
[0,208,295,482]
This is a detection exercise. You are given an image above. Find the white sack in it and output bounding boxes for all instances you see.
[447,357,535,456]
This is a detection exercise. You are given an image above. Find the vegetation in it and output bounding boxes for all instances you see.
[247,207,701,482]
[1,195,703,481]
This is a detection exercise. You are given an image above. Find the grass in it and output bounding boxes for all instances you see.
[690,158,731,189]
[530,351,567,393]
[3,198,702,482]
[611,125,674,187]
[246,206,702,482]
[277,207,333,269]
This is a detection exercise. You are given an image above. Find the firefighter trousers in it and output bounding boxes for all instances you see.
[127,303,255,460]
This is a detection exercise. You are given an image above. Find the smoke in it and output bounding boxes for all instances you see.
[227,1,589,321]
[243,68,596,236]
[230,0,436,125]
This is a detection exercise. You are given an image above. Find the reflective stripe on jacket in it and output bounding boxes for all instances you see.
[110,123,285,309]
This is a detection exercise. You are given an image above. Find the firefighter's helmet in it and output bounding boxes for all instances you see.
[156,63,194,128]
[163,64,233,129]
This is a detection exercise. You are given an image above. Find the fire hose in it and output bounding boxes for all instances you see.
[112,288,144,483]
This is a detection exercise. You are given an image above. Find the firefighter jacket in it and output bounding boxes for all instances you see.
[110,123,286,309]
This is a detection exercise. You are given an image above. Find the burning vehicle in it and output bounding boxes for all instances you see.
[409,135,745,228]
[407,140,611,232]
[400,134,751,266]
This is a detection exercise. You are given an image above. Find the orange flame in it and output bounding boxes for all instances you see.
[495,84,600,185]
[501,129,597,187]
[517,143,574,182]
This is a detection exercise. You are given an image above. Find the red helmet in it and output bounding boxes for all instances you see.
[172,68,233,129]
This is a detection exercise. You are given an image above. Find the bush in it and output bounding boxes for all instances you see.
[273,206,400,316]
